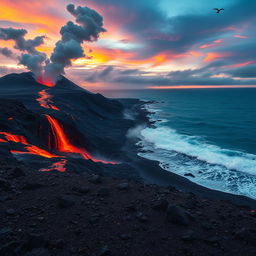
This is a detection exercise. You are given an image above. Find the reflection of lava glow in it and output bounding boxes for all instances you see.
[45,114,116,164]
[37,90,59,110]
[0,131,59,158]
[40,159,67,172]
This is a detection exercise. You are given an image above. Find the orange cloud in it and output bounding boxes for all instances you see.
[190,51,202,57]
[0,0,66,35]
[224,61,255,69]
[200,39,223,49]
[233,35,248,39]
[204,52,230,62]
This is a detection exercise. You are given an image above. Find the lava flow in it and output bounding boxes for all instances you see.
[0,132,28,144]
[40,159,67,173]
[37,90,59,111]
[0,131,59,158]
[11,146,59,159]
[45,114,116,164]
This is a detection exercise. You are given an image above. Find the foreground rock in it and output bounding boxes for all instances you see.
[0,162,256,256]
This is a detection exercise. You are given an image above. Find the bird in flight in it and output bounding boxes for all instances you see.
[213,8,224,13]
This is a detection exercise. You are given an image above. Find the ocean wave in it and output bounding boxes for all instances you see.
[138,126,256,199]
[140,126,256,175]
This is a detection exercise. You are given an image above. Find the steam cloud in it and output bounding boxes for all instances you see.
[0,4,106,84]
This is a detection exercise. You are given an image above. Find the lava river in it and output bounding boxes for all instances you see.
[37,89,59,111]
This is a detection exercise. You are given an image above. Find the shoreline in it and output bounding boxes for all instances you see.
[120,99,256,209]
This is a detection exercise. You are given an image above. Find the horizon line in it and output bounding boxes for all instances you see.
[147,85,256,89]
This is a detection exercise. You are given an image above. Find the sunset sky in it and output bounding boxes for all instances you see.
[1,0,256,89]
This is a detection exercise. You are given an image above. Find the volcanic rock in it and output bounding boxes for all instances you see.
[57,195,75,208]
[0,178,11,191]
[136,212,149,222]
[97,187,110,197]
[5,208,16,216]
[72,186,90,195]
[99,245,111,256]
[11,167,26,178]
[116,182,130,190]
[152,199,168,211]
[89,175,102,184]
[23,182,45,190]
[25,248,51,256]
[167,205,190,226]
[235,228,256,244]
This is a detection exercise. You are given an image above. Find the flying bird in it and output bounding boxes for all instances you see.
[213,8,224,13]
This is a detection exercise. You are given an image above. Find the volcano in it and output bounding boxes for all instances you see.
[0,72,141,177]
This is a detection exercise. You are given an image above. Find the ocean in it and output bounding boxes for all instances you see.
[100,88,256,199]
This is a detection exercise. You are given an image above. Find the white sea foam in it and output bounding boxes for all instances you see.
[140,126,256,175]
[138,126,256,199]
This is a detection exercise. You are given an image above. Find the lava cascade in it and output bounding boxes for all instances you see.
[45,114,116,164]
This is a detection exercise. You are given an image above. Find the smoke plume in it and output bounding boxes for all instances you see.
[44,4,106,84]
[0,4,106,85]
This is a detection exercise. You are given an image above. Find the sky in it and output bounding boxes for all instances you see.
[0,0,256,89]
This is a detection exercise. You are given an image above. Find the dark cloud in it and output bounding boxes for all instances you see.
[0,27,46,77]
[78,64,256,88]
[0,27,45,53]
[0,47,13,57]
[89,0,256,59]
[225,65,256,78]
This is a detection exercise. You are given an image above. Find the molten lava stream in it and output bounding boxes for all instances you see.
[0,131,59,158]
[0,132,29,144]
[45,114,116,164]
[40,159,67,172]
[37,90,59,111]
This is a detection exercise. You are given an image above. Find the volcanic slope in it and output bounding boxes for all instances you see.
[0,72,141,178]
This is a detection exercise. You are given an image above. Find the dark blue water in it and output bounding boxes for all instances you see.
[100,89,256,199]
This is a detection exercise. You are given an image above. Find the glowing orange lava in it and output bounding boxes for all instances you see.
[0,131,59,158]
[0,138,7,143]
[37,90,59,110]
[0,132,29,144]
[40,159,67,172]
[37,76,55,87]
[45,114,116,164]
